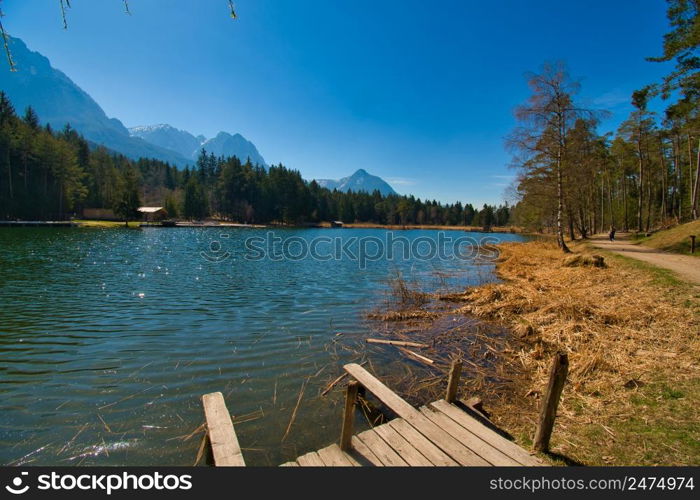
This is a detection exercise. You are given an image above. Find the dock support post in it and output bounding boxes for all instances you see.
[533,352,568,453]
[340,381,359,451]
[690,235,696,254]
[445,359,463,404]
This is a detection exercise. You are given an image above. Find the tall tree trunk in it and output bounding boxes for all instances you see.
[556,154,570,253]
[669,142,677,219]
[688,134,694,220]
[692,138,700,220]
[645,179,652,233]
[593,188,598,234]
[608,175,614,229]
[570,215,576,241]
[676,136,683,220]
[660,140,667,222]
[577,206,588,238]
[637,142,644,232]
[623,174,629,231]
[600,182,605,233]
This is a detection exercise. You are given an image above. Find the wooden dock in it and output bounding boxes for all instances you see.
[201,362,547,467]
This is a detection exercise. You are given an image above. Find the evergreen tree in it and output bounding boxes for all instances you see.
[23,106,40,130]
[183,175,208,220]
[164,192,179,218]
[113,167,141,226]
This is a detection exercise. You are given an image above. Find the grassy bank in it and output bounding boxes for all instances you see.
[634,220,700,257]
[339,222,517,232]
[442,241,699,465]
[73,219,141,228]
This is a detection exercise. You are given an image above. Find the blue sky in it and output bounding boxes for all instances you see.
[3,0,673,206]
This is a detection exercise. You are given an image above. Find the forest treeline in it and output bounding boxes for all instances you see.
[509,0,698,250]
[0,95,510,227]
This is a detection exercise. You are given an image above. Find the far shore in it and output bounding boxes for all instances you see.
[1,219,520,233]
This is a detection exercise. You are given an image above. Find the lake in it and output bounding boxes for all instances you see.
[0,227,524,465]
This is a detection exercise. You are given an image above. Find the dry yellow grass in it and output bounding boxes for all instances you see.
[336,222,518,232]
[445,240,700,465]
[73,219,141,228]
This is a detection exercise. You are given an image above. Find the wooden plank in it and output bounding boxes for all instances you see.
[534,352,568,452]
[340,381,359,451]
[296,451,325,466]
[373,422,433,466]
[350,436,384,466]
[445,360,462,403]
[280,461,299,466]
[356,429,408,466]
[344,363,488,465]
[201,392,245,466]
[388,419,458,466]
[419,406,519,466]
[366,339,429,348]
[317,444,356,466]
[430,400,544,466]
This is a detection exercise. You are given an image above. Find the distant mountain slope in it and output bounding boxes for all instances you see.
[200,132,266,166]
[316,169,397,196]
[129,125,267,167]
[0,36,192,167]
[129,124,203,160]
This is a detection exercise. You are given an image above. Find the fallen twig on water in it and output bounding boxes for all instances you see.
[282,379,308,442]
[321,361,368,396]
[232,408,264,425]
[398,347,435,365]
[321,372,347,397]
[97,414,113,433]
[58,424,89,455]
[366,338,429,348]
[193,432,208,466]
[167,422,205,443]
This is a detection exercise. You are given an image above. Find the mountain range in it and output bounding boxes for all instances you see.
[0,36,267,168]
[316,169,397,196]
[128,124,267,166]
[0,37,192,166]
[0,36,396,194]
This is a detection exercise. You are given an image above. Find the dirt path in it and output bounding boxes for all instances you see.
[589,233,700,286]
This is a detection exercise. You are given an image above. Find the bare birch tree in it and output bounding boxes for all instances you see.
[507,62,594,252]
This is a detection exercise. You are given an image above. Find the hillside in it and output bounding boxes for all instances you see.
[0,36,192,167]
[636,220,700,257]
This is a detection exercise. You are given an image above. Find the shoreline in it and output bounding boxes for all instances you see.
[377,239,699,465]
[1,219,520,233]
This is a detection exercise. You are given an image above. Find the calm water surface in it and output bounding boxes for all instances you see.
[0,227,524,465]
